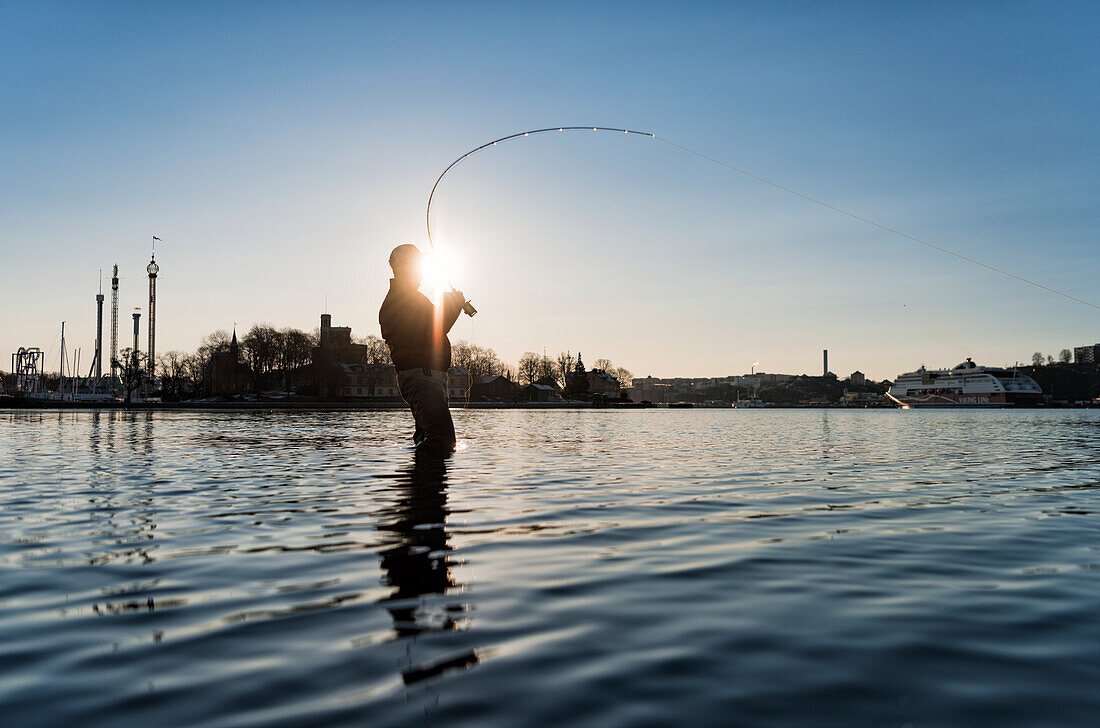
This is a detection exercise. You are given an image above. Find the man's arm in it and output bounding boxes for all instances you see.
[440,291,464,335]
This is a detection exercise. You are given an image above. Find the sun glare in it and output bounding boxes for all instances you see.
[421,249,459,301]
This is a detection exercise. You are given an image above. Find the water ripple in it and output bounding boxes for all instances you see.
[1,408,1099,727]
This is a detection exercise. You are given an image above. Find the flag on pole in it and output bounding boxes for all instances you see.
[152,236,161,241]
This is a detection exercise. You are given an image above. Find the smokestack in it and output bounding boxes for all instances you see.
[823,349,828,377]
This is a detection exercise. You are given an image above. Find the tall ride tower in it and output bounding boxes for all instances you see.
[95,273,104,383]
[147,249,159,381]
[130,309,141,402]
[110,264,119,385]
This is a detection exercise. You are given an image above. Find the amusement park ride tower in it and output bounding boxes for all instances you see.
[147,250,159,381]
[110,264,119,385]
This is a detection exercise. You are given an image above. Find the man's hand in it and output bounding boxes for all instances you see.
[448,288,477,317]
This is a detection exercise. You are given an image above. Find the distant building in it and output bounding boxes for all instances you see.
[204,329,251,396]
[587,369,622,397]
[313,313,368,365]
[448,367,471,403]
[841,390,884,405]
[1074,344,1100,365]
[850,371,866,385]
[310,313,370,397]
[630,375,670,403]
[525,383,564,402]
[339,363,399,398]
[472,375,519,401]
[755,372,796,385]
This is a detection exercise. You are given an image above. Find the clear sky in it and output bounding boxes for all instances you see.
[2,1,1098,380]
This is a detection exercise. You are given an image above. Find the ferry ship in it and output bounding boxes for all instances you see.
[887,358,1043,408]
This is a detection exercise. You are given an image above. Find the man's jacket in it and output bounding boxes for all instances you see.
[379,279,462,372]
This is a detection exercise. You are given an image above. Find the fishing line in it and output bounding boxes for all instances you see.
[425,126,1098,311]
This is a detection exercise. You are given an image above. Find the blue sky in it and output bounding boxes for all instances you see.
[2,1,1097,379]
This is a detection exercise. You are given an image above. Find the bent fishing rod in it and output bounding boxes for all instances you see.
[425,126,1099,313]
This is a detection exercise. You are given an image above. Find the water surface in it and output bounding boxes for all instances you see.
[2,409,1099,726]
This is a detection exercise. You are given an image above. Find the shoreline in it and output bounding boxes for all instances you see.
[0,398,907,411]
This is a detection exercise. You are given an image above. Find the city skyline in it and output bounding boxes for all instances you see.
[3,3,1098,381]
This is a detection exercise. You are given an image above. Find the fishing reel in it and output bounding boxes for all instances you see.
[451,288,477,317]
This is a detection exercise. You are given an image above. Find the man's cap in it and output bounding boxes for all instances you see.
[389,244,423,268]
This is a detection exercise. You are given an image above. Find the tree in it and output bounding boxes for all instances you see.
[611,367,633,389]
[241,324,281,393]
[1032,352,1044,367]
[360,335,391,365]
[567,352,589,396]
[198,330,232,361]
[518,352,541,385]
[536,355,556,382]
[555,352,576,388]
[116,348,148,403]
[593,358,613,373]
[452,342,509,379]
[157,351,189,400]
[1047,354,1055,365]
[1059,349,1072,363]
[182,352,208,397]
[276,328,315,393]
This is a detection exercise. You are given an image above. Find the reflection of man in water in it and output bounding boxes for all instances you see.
[379,244,465,454]
[377,455,454,637]
[377,454,479,684]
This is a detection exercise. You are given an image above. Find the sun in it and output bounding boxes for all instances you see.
[420,249,459,301]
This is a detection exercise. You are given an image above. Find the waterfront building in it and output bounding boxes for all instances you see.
[339,364,399,399]
[204,330,251,396]
[525,383,564,402]
[1073,344,1100,365]
[313,313,367,364]
[850,371,866,385]
[629,376,669,403]
[473,375,520,401]
[448,367,471,404]
[587,369,622,397]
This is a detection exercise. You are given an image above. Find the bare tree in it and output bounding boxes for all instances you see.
[612,367,633,389]
[593,358,614,373]
[361,335,392,365]
[1046,354,1054,365]
[242,324,281,393]
[183,352,208,397]
[117,348,148,403]
[276,328,315,393]
[518,352,541,385]
[555,352,576,388]
[1031,352,1044,367]
[453,342,508,379]
[198,330,232,360]
[536,355,556,383]
[1059,349,1072,363]
[158,351,189,399]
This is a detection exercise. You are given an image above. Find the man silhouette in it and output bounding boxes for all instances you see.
[379,244,466,454]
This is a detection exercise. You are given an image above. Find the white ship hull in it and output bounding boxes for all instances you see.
[887,359,1043,409]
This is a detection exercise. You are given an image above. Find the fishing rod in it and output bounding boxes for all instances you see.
[425,126,1099,312]
[425,128,655,318]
